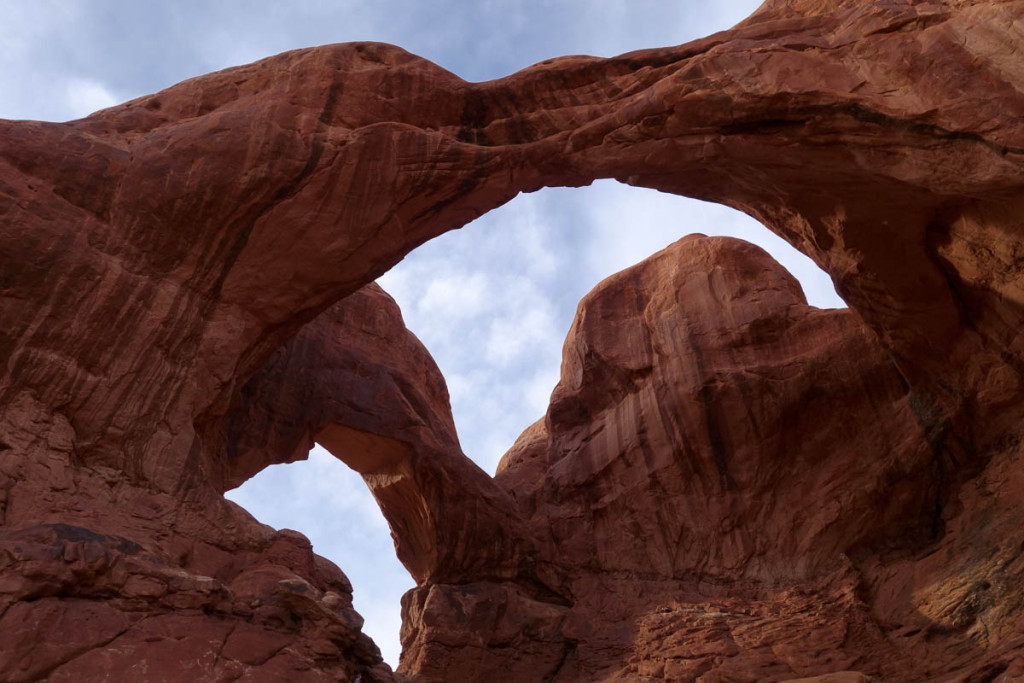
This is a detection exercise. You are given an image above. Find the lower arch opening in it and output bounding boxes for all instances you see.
[224,444,413,668]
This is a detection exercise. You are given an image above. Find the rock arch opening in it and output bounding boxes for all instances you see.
[224,180,848,670]
[225,445,412,667]
[380,181,846,473]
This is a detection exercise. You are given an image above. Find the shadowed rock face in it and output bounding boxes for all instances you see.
[484,235,946,680]
[499,235,934,587]
[1,0,1024,680]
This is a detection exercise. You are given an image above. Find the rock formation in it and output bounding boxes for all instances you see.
[1,0,1023,680]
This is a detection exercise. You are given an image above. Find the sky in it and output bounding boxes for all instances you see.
[1,0,847,668]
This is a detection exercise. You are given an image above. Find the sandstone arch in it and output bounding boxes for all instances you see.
[215,284,548,590]
[1,0,1023,680]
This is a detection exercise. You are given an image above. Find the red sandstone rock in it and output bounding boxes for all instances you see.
[219,284,552,589]
[487,235,932,680]
[0,0,1023,680]
[0,289,446,681]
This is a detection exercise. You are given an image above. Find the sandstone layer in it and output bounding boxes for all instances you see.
[1,0,1023,680]
[484,234,1015,681]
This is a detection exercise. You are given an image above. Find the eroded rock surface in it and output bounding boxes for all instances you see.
[220,284,553,590]
[482,234,1018,681]
[0,289,424,681]
[1,0,1023,680]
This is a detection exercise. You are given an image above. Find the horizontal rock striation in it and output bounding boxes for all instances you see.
[1,0,1023,680]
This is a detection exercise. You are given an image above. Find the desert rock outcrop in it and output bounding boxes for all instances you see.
[1,0,1023,680]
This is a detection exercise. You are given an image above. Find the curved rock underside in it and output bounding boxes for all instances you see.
[1,0,1023,680]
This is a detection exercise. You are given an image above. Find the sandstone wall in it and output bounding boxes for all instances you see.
[1,0,1023,680]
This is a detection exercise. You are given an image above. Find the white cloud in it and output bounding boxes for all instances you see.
[495,192,560,279]
[485,305,558,365]
[418,272,491,320]
[65,78,119,119]
[525,366,561,417]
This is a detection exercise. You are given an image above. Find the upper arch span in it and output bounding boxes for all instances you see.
[3,2,1021,491]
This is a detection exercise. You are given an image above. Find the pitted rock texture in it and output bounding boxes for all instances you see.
[1,0,1024,680]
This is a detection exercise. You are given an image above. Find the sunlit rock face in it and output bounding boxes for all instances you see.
[2,0,1024,680]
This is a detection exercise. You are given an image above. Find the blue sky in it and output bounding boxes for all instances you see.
[1,0,846,667]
